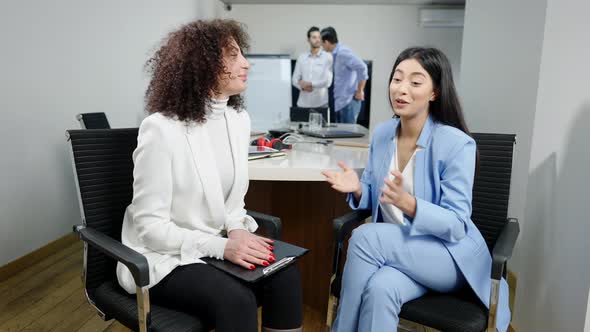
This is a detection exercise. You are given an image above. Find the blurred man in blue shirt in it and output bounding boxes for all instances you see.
[321,27,368,124]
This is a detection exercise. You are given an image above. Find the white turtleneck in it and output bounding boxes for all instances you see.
[206,98,234,201]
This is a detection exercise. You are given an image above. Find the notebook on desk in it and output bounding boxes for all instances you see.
[248,152,286,161]
[299,129,365,139]
[201,240,309,283]
[248,146,286,161]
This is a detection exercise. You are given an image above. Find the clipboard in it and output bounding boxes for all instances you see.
[202,239,309,283]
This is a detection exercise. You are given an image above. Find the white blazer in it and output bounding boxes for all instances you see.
[116,110,258,294]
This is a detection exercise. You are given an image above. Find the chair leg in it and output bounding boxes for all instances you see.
[487,279,501,332]
[326,293,338,327]
[136,286,151,332]
[326,273,339,328]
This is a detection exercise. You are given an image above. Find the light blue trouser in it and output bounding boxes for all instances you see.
[336,99,362,124]
[332,223,465,332]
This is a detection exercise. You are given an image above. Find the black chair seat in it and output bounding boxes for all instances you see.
[399,291,487,332]
[93,281,209,332]
[333,278,487,332]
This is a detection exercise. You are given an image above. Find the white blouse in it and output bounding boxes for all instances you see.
[379,138,422,225]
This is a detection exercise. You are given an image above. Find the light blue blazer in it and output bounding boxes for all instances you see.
[349,115,511,332]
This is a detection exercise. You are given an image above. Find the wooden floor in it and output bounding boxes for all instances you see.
[0,241,442,332]
[0,241,331,332]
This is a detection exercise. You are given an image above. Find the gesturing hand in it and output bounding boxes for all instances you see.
[224,229,275,269]
[380,170,416,217]
[322,162,362,197]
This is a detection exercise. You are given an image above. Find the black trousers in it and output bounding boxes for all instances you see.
[150,263,302,332]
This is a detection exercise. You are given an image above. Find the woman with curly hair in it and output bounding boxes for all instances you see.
[116,19,303,332]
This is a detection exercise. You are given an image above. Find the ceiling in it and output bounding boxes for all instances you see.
[223,0,465,6]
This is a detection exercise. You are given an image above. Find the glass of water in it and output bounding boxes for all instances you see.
[308,112,323,131]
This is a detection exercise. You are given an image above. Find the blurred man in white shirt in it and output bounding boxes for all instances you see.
[292,26,333,108]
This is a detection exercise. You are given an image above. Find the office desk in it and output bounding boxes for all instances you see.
[246,124,370,319]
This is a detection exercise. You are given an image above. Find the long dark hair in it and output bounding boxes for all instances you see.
[389,47,478,171]
[389,47,471,136]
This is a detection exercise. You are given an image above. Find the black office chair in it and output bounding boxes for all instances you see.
[76,112,111,129]
[328,133,520,332]
[67,128,282,332]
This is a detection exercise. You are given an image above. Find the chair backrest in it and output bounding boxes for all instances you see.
[67,128,138,292]
[76,112,111,129]
[471,133,516,250]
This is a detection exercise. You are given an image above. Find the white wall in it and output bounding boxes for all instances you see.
[461,0,590,331]
[459,0,548,238]
[197,0,226,19]
[516,0,590,330]
[0,0,223,266]
[223,4,464,131]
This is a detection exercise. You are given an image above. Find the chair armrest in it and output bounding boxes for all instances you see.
[247,210,282,240]
[334,209,372,244]
[73,225,149,287]
[491,218,520,280]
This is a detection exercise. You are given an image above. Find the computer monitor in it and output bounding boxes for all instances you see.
[289,107,330,126]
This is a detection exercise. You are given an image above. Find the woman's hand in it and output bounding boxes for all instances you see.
[322,162,362,199]
[380,170,417,218]
[224,229,275,269]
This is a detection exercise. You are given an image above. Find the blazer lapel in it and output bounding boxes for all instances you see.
[414,149,426,200]
[371,119,398,223]
[224,110,245,209]
[185,124,226,229]
[413,115,435,200]
[377,119,399,188]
